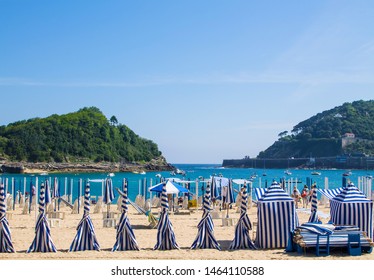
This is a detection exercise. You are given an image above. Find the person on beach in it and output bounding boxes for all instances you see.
[221,185,228,210]
[301,185,309,208]
[292,186,300,209]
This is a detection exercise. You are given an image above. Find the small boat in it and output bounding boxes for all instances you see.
[40,172,49,176]
[108,173,115,177]
[284,170,292,176]
[311,171,321,176]
[140,171,146,175]
[343,171,352,177]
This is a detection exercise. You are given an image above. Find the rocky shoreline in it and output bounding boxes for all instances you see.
[0,157,175,174]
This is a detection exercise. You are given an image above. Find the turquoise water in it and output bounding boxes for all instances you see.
[1,164,373,202]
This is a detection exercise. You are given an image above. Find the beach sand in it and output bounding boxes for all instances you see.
[1,200,373,261]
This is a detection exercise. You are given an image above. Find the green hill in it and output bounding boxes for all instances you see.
[0,107,163,163]
[258,100,374,158]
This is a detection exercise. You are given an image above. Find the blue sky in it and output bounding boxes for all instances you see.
[0,0,373,164]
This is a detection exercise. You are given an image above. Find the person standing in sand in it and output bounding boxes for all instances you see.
[291,186,300,209]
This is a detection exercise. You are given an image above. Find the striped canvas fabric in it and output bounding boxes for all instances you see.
[191,185,221,250]
[229,188,256,250]
[330,183,373,240]
[255,184,299,249]
[318,188,343,200]
[153,183,179,250]
[103,178,115,204]
[0,183,15,253]
[254,188,267,201]
[69,183,100,252]
[112,179,139,251]
[27,182,57,253]
[308,187,319,223]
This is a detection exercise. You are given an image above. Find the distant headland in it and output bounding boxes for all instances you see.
[0,107,174,174]
[223,100,374,170]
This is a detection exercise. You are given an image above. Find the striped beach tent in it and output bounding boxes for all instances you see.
[308,186,319,223]
[330,183,373,240]
[191,184,221,250]
[229,188,256,250]
[69,183,100,252]
[153,182,179,250]
[318,188,343,200]
[255,182,299,249]
[254,188,267,201]
[112,179,139,251]
[0,182,15,253]
[27,182,57,253]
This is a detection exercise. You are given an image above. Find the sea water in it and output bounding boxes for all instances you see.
[0,164,373,203]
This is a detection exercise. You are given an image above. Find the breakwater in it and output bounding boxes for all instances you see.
[222,156,374,170]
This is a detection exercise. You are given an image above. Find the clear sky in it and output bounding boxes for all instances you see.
[0,0,373,164]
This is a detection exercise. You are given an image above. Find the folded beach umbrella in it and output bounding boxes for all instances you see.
[153,182,179,250]
[103,178,115,218]
[112,179,139,251]
[69,183,100,252]
[229,188,256,250]
[0,182,15,253]
[308,186,319,223]
[27,182,57,253]
[210,176,219,200]
[52,177,60,211]
[44,179,52,207]
[191,185,221,250]
[330,182,373,240]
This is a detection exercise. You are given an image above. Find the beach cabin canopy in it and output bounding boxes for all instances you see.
[318,188,343,200]
[330,183,373,240]
[255,183,299,249]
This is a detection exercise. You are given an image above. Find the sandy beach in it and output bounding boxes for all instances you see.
[1,198,373,261]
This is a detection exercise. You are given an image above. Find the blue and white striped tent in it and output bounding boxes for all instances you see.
[210,176,219,200]
[254,188,267,201]
[69,183,100,252]
[27,182,57,253]
[153,182,179,250]
[191,185,221,250]
[112,179,139,251]
[255,183,299,249]
[318,188,343,200]
[330,183,373,240]
[229,188,256,250]
[308,187,319,223]
[0,182,15,253]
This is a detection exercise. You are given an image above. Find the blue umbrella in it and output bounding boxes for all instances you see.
[27,181,57,253]
[191,184,221,250]
[308,186,320,223]
[69,183,100,252]
[0,182,15,253]
[229,187,257,250]
[103,178,115,218]
[149,180,189,194]
[153,182,179,250]
[112,179,139,251]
